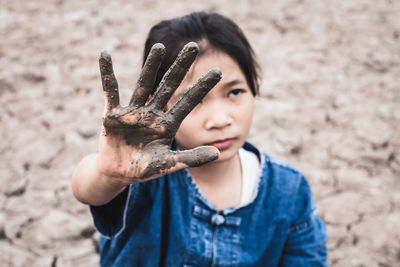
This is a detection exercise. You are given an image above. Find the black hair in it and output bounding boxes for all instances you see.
[143,11,260,96]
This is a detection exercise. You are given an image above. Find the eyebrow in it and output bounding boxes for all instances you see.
[174,79,246,100]
[221,79,245,89]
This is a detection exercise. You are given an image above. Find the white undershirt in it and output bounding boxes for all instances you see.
[238,148,261,205]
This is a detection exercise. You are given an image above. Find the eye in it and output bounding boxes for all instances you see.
[228,89,244,98]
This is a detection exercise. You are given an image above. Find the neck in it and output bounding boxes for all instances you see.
[189,151,243,211]
[188,152,241,186]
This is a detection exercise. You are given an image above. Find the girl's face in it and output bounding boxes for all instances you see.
[167,50,255,163]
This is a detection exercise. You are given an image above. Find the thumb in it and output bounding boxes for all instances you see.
[173,146,219,168]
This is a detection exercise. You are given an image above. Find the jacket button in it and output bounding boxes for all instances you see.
[211,214,225,226]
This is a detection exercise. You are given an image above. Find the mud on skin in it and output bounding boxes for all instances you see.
[98,42,222,180]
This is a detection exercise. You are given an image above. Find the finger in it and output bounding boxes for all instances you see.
[168,68,222,124]
[148,42,199,110]
[129,43,166,107]
[173,146,220,168]
[99,51,120,110]
[138,146,219,182]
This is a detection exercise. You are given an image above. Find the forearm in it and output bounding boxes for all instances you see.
[71,153,127,206]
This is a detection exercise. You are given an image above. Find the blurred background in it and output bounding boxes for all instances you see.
[0,0,399,266]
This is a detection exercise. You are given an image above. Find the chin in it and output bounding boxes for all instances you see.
[214,146,240,163]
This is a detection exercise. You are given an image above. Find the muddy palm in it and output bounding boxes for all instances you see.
[97,42,221,184]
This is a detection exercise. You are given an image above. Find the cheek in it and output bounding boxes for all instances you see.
[174,113,200,149]
[239,98,255,132]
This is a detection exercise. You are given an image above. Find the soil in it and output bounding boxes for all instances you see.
[1,0,399,266]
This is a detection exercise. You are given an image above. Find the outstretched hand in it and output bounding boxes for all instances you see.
[97,42,221,184]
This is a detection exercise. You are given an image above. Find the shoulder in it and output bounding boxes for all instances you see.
[243,141,308,189]
[264,154,308,188]
[265,154,312,203]
[243,142,314,218]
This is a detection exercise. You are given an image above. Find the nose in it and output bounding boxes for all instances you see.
[204,103,233,130]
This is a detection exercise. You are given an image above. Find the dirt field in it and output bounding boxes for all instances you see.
[1,0,399,266]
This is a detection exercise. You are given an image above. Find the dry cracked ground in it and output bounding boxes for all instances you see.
[0,0,399,266]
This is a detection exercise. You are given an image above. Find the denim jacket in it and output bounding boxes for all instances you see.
[90,142,328,266]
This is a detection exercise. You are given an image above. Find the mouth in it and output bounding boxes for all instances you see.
[207,138,236,151]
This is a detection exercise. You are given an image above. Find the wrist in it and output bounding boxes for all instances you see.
[95,155,129,193]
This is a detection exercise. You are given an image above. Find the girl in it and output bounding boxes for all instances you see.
[72,11,328,266]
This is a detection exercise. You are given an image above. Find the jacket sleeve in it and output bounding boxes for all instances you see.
[89,185,134,238]
[279,177,329,267]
